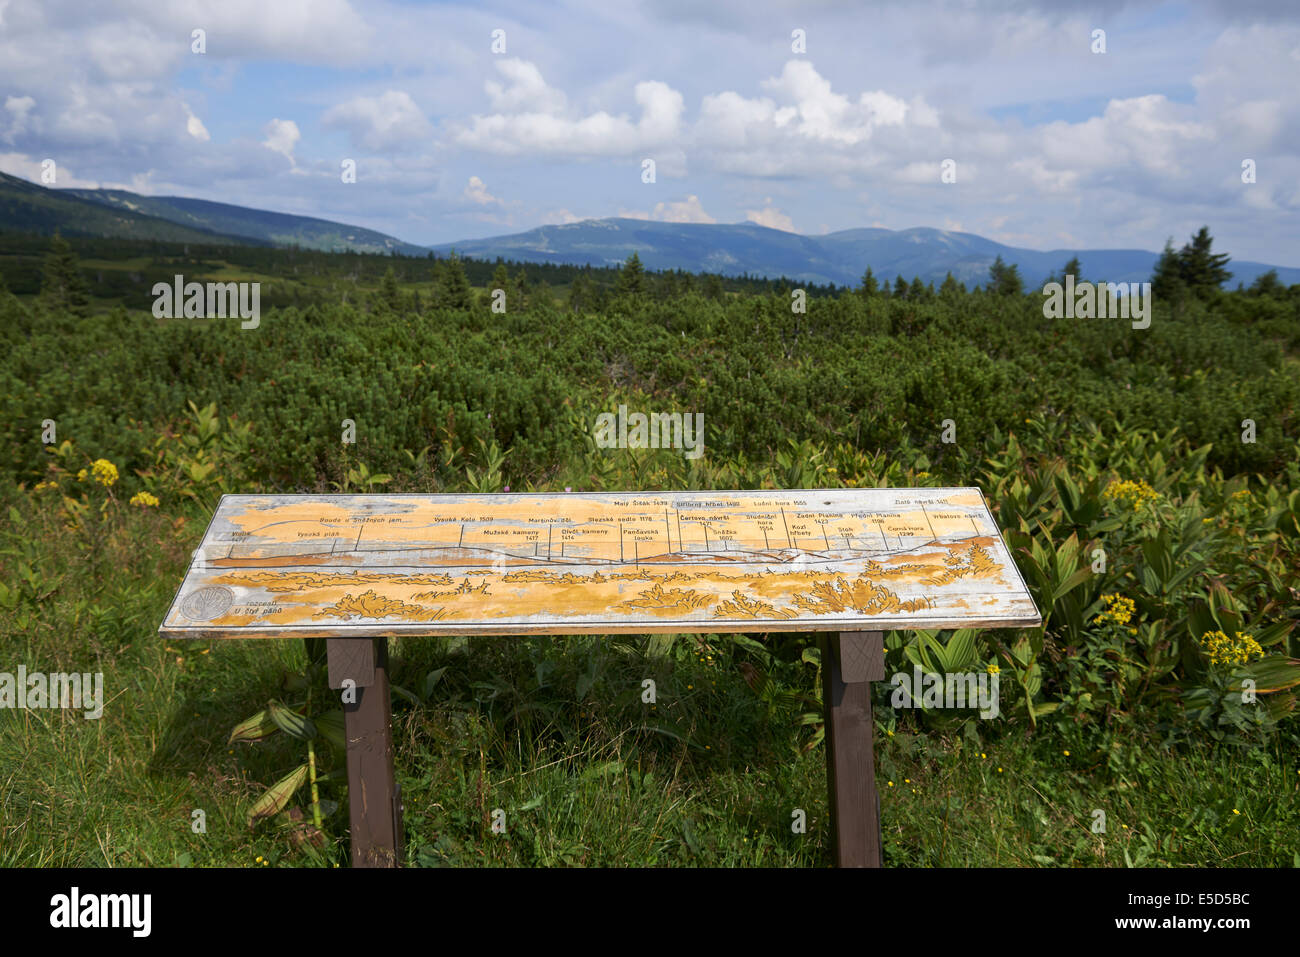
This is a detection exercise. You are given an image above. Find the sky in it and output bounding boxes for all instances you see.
[1,0,1298,262]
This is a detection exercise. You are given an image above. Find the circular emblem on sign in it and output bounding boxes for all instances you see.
[181,585,234,621]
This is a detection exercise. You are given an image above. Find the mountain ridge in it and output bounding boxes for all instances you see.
[60,187,428,256]
[3,171,1296,288]
[431,217,1300,289]
[0,171,263,245]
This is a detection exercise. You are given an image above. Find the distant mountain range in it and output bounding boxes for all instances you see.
[2,171,1296,288]
[430,218,1300,290]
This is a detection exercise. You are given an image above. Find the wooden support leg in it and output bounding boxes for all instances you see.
[819,630,885,868]
[327,637,402,868]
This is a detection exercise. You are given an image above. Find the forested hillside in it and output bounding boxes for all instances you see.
[0,172,260,245]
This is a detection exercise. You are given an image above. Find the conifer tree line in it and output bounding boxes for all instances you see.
[11,223,1278,318]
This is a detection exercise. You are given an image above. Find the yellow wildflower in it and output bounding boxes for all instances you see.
[130,491,160,508]
[90,459,118,487]
[1198,630,1263,668]
[1103,479,1159,510]
[76,469,87,482]
[1095,594,1135,627]
[986,663,1000,676]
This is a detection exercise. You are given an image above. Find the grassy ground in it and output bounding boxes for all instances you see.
[3,495,1296,867]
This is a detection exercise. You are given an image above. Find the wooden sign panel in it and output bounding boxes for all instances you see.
[159,489,1041,638]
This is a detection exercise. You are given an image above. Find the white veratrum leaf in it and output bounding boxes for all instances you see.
[247,764,309,827]
[228,709,278,745]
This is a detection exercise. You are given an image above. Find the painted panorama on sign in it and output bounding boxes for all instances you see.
[159,489,1042,637]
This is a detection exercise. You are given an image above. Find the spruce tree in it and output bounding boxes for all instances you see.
[859,267,878,297]
[1249,269,1281,297]
[939,272,959,297]
[988,255,1023,295]
[893,275,908,298]
[569,274,592,313]
[1178,226,1232,295]
[376,265,402,314]
[436,252,472,309]
[614,251,646,298]
[40,232,90,317]
[489,263,511,297]
[1151,239,1184,302]
[512,267,529,310]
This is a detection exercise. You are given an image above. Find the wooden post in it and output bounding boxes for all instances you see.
[327,637,402,868]
[819,630,885,867]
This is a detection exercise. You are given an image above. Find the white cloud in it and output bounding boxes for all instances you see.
[464,175,501,206]
[3,95,34,143]
[653,194,714,223]
[896,161,952,185]
[695,60,938,177]
[634,81,684,141]
[757,60,910,144]
[5,96,34,117]
[262,118,300,161]
[85,19,179,81]
[745,199,794,231]
[619,194,715,223]
[121,0,375,65]
[456,60,684,157]
[485,59,566,113]
[0,152,101,187]
[321,90,431,151]
[542,208,583,224]
[702,60,922,148]
[183,103,209,141]
[1035,95,1215,182]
